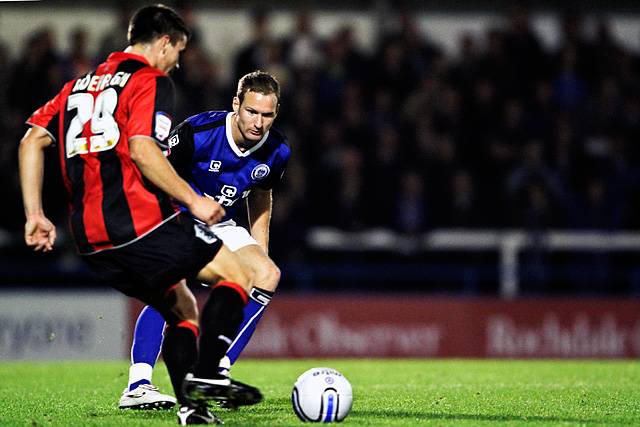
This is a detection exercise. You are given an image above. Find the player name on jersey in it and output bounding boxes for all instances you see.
[72,71,132,93]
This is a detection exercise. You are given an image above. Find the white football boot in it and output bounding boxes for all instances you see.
[119,383,177,410]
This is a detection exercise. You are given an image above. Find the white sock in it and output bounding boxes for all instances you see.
[128,362,153,390]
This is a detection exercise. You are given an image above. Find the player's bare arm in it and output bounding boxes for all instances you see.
[240,188,280,292]
[129,136,225,225]
[18,126,57,252]
[247,188,273,253]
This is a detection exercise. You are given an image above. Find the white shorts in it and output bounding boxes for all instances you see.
[209,220,258,252]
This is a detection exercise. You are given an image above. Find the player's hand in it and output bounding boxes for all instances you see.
[24,214,57,252]
[189,196,225,226]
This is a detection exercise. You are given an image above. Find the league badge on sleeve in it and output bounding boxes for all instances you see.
[251,164,271,181]
[154,112,172,142]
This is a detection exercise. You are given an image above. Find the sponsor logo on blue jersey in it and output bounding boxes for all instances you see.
[208,160,222,172]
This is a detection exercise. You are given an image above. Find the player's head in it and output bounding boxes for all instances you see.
[232,71,281,143]
[127,4,190,73]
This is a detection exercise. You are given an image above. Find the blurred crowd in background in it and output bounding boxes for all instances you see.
[1,3,640,293]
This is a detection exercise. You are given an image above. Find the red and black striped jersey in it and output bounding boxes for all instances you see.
[28,52,179,255]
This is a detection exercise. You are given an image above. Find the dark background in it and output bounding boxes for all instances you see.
[2,1,640,296]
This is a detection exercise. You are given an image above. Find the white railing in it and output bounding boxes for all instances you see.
[307,228,640,299]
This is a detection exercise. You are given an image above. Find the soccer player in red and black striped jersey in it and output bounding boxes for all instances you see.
[18,4,260,425]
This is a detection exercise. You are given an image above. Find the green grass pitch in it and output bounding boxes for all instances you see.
[0,359,638,426]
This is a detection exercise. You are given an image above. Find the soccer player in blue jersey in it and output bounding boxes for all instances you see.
[119,70,291,409]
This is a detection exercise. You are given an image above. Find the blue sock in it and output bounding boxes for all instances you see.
[225,287,273,365]
[129,305,166,391]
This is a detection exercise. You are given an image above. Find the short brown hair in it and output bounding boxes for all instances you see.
[128,4,191,46]
[236,71,281,104]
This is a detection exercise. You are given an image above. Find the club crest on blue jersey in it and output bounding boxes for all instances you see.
[251,164,270,181]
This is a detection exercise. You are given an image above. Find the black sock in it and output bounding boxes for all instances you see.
[162,322,198,405]
[194,283,247,378]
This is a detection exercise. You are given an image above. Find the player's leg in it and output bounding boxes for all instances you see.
[83,257,203,413]
[120,228,268,411]
[193,243,252,378]
[157,280,199,404]
[119,305,175,409]
[86,215,234,423]
[181,244,262,408]
[208,223,280,375]
[129,306,166,390]
[221,243,279,375]
[153,280,223,424]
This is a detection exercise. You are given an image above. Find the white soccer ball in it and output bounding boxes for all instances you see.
[291,367,353,422]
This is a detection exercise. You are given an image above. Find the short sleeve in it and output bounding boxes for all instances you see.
[166,120,195,179]
[257,143,291,190]
[26,91,63,144]
[127,74,175,146]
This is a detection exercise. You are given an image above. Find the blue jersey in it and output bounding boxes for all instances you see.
[166,111,291,222]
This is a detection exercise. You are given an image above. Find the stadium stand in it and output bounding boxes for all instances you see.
[2,3,640,295]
